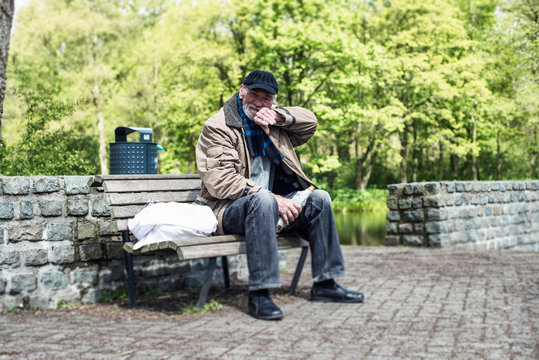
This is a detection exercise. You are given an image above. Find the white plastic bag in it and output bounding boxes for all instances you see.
[128,202,217,250]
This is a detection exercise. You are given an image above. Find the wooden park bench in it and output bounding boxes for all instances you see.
[90,174,309,308]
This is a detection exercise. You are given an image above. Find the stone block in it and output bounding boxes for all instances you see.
[454,182,466,192]
[398,198,412,210]
[0,202,15,220]
[10,273,37,293]
[0,277,5,294]
[427,234,444,247]
[0,228,3,245]
[402,235,424,246]
[48,223,73,241]
[33,177,60,193]
[39,200,63,217]
[454,194,465,206]
[472,182,481,192]
[2,178,30,195]
[65,176,91,195]
[84,289,103,304]
[79,244,104,261]
[8,224,43,242]
[398,223,414,234]
[49,244,75,264]
[24,248,49,266]
[387,184,399,195]
[20,201,34,219]
[445,182,455,193]
[412,198,423,208]
[386,211,400,222]
[386,197,398,210]
[490,182,500,191]
[99,221,118,235]
[386,222,398,234]
[71,267,98,285]
[465,182,473,192]
[425,182,441,195]
[425,221,448,234]
[403,184,415,195]
[414,223,424,233]
[77,222,96,240]
[100,264,124,282]
[92,198,110,217]
[401,210,424,222]
[106,242,124,260]
[67,199,89,216]
[41,270,68,289]
[0,250,20,265]
[425,196,443,207]
[531,181,539,190]
[427,208,448,221]
[385,235,400,246]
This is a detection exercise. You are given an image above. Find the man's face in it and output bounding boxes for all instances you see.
[239,85,274,119]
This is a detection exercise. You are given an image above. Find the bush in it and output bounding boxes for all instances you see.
[0,86,97,175]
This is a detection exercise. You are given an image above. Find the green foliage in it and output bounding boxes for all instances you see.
[100,287,128,303]
[182,298,223,314]
[56,300,75,309]
[7,306,21,314]
[0,83,98,176]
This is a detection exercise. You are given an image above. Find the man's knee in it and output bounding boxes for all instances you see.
[248,189,278,214]
[310,189,332,210]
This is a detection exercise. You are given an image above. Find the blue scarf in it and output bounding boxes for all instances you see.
[237,95,283,166]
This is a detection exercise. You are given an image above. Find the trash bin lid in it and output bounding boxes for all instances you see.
[114,127,153,143]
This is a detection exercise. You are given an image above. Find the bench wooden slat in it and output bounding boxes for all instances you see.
[180,236,307,260]
[107,191,198,206]
[90,174,201,187]
[123,235,308,261]
[103,178,201,193]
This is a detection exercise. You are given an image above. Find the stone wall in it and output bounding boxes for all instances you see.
[385,181,539,251]
[0,176,248,311]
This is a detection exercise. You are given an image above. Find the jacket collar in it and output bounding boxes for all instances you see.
[224,92,243,129]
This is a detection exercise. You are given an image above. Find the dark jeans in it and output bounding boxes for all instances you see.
[222,189,345,291]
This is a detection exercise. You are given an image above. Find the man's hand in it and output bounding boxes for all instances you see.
[254,107,279,135]
[273,194,302,227]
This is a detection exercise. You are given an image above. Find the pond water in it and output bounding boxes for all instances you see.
[334,211,387,246]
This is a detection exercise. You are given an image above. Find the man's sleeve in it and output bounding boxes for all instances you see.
[196,119,261,200]
[273,106,317,147]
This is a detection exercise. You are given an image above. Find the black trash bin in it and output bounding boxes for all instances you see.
[109,127,158,174]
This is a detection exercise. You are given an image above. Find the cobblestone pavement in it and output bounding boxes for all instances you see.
[1,247,538,360]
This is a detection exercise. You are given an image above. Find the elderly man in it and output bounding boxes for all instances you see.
[195,70,363,320]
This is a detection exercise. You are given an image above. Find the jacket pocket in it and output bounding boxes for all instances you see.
[205,146,223,170]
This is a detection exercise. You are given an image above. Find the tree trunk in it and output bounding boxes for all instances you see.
[438,141,444,181]
[399,122,409,183]
[89,33,108,174]
[471,107,478,180]
[496,129,502,180]
[529,125,538,178]
[412,118,418,182]
[360,150,377,190]
[0,0,15,140]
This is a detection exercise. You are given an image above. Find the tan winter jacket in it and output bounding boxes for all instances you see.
[195,92,317,234]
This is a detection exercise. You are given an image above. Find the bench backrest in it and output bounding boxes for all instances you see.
[91,174,202,232]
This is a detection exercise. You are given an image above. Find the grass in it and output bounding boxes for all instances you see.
[329,188,388,213]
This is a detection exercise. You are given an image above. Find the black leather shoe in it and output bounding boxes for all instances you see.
[248,291,283,320]
[311,281,364,303]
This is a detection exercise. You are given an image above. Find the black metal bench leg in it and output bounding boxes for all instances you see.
[122,231,137,307]
[197,257,217,308]
[221,256,230,288]
[288,246,308,296]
